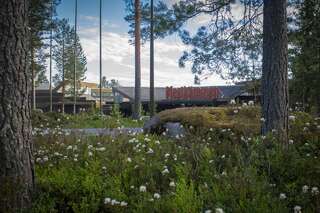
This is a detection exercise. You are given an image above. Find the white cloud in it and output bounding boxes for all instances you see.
[75,25,227,87]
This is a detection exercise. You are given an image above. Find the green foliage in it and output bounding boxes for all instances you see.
[53,18,87,96]
[111,103,122,119]
[124,0,263,81]
[156,106,261,135]
[289,0,320,113]
[30,110,320,212]
[31,110,144,129]
[29,0,61,85]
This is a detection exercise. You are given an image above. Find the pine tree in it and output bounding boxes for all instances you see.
[289,0,320,114]
[29,0,60,109]
[53,19,87,96]
[0,0,34,211]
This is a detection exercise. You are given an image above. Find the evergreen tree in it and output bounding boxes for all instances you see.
[289,0,320,114]
[29,0,60,109]
[0,0,34,210]
[53,19,87,96]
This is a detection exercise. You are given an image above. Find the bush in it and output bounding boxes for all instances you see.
[30,111,320,212]
[155,106,261,135]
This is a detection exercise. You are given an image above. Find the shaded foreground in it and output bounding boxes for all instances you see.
[30,109,319,212]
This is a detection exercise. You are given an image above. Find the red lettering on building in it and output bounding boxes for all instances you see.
[166,87,221,100]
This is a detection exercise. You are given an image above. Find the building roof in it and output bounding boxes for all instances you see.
[114,87,167,102]
[80,82,99,88]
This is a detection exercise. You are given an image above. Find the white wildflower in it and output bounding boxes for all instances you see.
[169,181,176,187]
[311,187,319,195]
[162,168,170,175]
[279,193,287,200]
[230,99,236,105]
[120,201,128,206]
[289,115,296,121]
[104,197,111,204]
[153,193,161,199]
[96,147,106,151]
[215,208,224,213]
[139,185,147,192]
[294,206,302,213]
[302,185,309,193]
[147,148,154,154]
[43,156,49,162]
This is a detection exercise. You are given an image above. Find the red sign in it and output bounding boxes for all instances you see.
[166,87,221,100]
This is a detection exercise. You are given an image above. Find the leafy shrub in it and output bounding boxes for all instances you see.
[30,109,320,212]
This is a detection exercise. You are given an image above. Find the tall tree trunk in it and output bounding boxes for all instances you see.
[149,0,155,116]
[261,0,289,142]
[133,0,141,119]
[49,0,53,112]
[0,0,34,211]
[31,45,36,110]
[62,37,65,114]
[99,0,103,114]
[73,0,78,114]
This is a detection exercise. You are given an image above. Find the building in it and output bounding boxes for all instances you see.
[113,85,258,115]
[33,83,96,113]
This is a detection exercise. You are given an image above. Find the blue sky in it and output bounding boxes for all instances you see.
[58,0,127,33]
[54,0,228,87]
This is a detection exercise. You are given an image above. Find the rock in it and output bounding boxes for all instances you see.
[163,122,185,138]
[144,116,186,138]
[143,115,161,133]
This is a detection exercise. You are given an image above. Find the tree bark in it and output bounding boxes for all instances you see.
[62,37,65,114]
[0,0,34,211]
[133,0,141,119]
[31,45,36,110]
[261,0,289,141]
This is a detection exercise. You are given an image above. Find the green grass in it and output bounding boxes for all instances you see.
[32,110,145,129]
[30,109,320,212]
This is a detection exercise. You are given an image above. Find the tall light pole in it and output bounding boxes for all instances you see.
[73,0,78,114]
[49,0,53,112]
[99,0,103,114]
[149,0,155,116]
